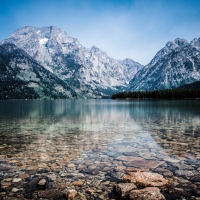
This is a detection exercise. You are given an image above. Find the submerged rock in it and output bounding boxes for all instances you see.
[129,187,166,200]
[190,174,200,182]
[125,160,165,169]
[37,178,48,189]
[12,178,21,183]
[66,189,78,200]
[122,172,168,187]
[38,188,63,199]
[174,170,194,177]
[115,183,137,198]
[24,178,40,191]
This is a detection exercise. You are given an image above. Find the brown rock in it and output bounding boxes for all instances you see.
[18,174,30,179]
[53,182,72,188]
[77,164,85,170]
[88,165,97,170]
[19,165,26,170]
[114,166,127,172]
[125,160,164,169]
[102,167,112,172]
[12,178,22,183]
[64,158,70,163]
[26,166,38,171]
[38,163,49,169]
[122,172,168,187]
[67,163,75,168]
[4,178,12,182]
[129,187,166,200]
[66,189,78,200]
[37,179,47,189]
[50,163,61,171]
[73,181,84,186]
[1,181,12,188]
[38,189,63,198]
[47,174,57,181]
[115,183,137,198]
[11,188,19,192]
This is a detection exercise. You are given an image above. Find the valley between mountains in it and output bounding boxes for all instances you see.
[1,26,200,99]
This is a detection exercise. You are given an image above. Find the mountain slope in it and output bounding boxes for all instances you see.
[179,81,200,89]
[1,26,143,98]
[130,38,200,91]
[0,43,77,99]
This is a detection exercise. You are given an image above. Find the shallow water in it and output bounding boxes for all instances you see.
[0,100,200,199]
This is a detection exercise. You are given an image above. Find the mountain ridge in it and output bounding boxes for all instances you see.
[1,26,143,98]
[129,37,200,91]
[1,26,200,98]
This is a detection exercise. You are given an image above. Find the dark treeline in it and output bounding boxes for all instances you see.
[0,80,39,100]
[111,88,200,99]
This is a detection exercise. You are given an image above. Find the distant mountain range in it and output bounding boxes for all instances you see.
[0,26,200,99]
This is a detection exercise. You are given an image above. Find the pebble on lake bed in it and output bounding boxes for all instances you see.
[12,178,22,183]
[66,189,78,200]
[11,188,19,192]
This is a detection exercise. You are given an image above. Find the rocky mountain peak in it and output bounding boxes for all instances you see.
[190,37,200,50]
[90,45,107,55]
[165,38,188,50]
[174,38,188,46]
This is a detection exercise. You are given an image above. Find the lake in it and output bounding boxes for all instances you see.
[0,100,200,199]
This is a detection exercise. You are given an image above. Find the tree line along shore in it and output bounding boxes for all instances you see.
[111,88,200,100]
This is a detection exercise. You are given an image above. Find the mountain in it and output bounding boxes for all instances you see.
[179,81,200,89]
[130,38,200,91]
[0,43,77,99]
[1,26,143,98]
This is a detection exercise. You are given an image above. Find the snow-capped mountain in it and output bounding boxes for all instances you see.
[130,38,200,91]
[0,43,77,99]
[1,26,143,98]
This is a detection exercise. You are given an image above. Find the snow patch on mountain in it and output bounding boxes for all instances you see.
[39,38,48,46]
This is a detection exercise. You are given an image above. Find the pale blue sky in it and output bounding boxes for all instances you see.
[0,0,200,65]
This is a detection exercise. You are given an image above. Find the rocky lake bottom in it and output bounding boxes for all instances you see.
[0,100,200,199]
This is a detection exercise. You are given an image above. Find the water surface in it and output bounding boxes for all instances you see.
[0,100,200,199]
